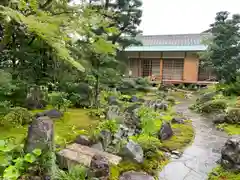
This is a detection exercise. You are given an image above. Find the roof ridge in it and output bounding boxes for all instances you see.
[136,33,210,37]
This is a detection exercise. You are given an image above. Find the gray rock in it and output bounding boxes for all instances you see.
[213,114,227,124]
[172,117,185,124]
[108,96,118,105]
[35,109,63,119]
[221,137,240,172]
[25,116,54,153]
[75,135,92,146]
[90,154,110,180]
[106,105,121,120]
[154,102,168,111]
[130,96,138,102]
[119,171,155,180]
[91,142,104,151]
[121,140,144,163]
[100,130,112,150]
[158,122,173,141]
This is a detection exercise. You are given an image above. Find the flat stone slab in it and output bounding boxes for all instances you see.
[57,143,122,169]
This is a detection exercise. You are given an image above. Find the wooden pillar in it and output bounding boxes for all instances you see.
[159,52,163,82]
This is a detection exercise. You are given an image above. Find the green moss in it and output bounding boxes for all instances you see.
[219,124,240,135]
[109,151,169,180]
[0,108,99,146]
[161,122,194,151]
[208,166,240,180]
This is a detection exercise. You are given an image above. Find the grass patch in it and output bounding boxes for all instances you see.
[217,123,240,135]
[161,122,194,151]
[208,166,240,180]
[0,108,99,146]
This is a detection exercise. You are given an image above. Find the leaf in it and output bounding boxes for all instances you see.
[3,165,21,180]
[32,149,42,156]
[24,153,36,163]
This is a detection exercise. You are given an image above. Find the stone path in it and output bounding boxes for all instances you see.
[159,99,228,180]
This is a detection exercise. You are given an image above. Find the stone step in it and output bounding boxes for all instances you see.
[57,143,122,169]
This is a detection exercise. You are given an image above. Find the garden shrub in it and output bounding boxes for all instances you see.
[48,92,71,111]
[166,96,176,105]
[117,79,136,94]
[196,92,217,104]
[55,165,87,180]
[130,134,162,153]
[61,82,93,107]
[200,99,227,113]
[138,107,160,136]
[225,108,240,124]
[0,101,11,116]
[2,107,33,127]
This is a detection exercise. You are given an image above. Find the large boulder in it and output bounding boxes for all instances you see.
[35,109,63,119]
[90,154,110,180]
[25,116,54,153]
[119,171,155,180]
[121,140,144,163]
[158,122,173,141]
[213,114,227,124]
[221,137,240,172]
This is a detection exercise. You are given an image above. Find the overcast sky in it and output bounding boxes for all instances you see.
[140,0,240,35]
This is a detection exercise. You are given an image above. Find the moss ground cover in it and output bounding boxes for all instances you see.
[0,108,99,146]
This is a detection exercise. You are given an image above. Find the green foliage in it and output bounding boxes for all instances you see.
[48,92,71,111]
[2,148,42,180]
[88,108,105,119]
[225,108,240,124]
[54,165,87,180]
[201,11,240,83]
[166,96,176,105]
[208,165,240,180]
[97,120,119,134]
[0,101,11,117]
[199,99,227,113]
[2,107,33,127]
[138,107,160,135]
[130,134,162,153]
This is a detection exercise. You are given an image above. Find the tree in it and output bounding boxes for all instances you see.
[0,0,116,86]
[201,11,240,83]
[88,0,143,48]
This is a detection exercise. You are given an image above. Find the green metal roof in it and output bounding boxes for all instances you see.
[125,33,209,52]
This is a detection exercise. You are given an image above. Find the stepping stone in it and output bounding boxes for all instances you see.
[57,143,122,169]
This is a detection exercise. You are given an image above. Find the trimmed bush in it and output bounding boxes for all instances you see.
[130,134,162,153]
[225,108,240,124]
[2,107,33,127]
[200,100,227,113]
[166,96,176,105]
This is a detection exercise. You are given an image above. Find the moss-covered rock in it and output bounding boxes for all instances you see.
[160,122,194,151]
[208,166,240,180]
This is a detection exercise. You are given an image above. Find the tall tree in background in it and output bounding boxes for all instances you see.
[201,11,240,83]
[89,0,142,48]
